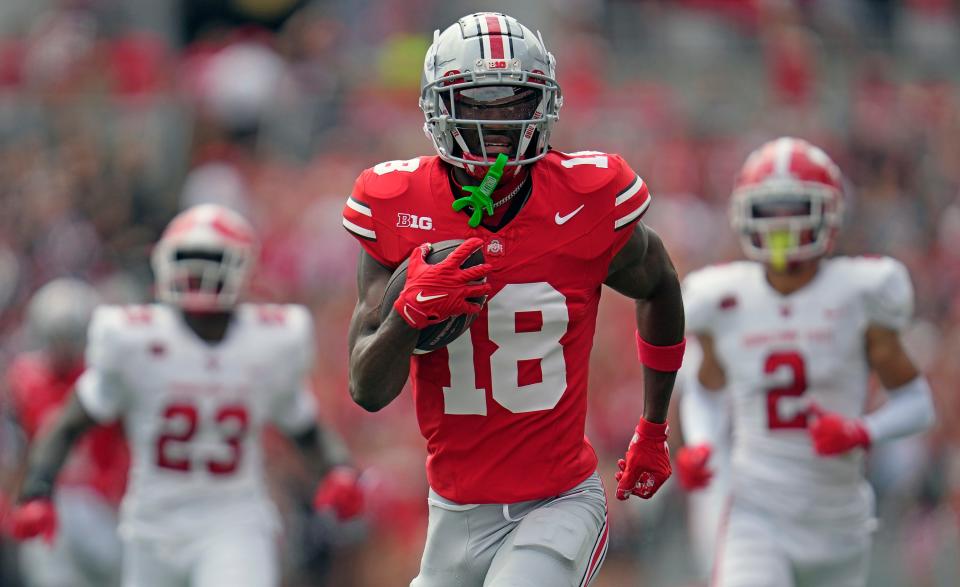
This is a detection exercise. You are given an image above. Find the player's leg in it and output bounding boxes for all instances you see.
[712,501,793,587]
[57,487,122,586]
[790,524,872,587]
[482,472,608,587]
[122,537,188,587]
[17,488,115,587]
[17,536,79,587]
[191,526,279,587]
[410,491,505,587]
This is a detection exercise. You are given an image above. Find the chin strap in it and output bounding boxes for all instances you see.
[452,153,507,227]
[513,91,548,166]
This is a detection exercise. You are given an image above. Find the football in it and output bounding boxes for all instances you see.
[380,239,486,354]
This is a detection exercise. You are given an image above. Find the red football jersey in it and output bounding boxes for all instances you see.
[7,352,129,504]
[342,151,650,503]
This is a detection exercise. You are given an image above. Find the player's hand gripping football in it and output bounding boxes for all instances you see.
[313,466,365,522]
[808,403,870,456]
[394,238,492,329]
[675,443,714,491]
[615,418,672,500]
[8,498,57,544]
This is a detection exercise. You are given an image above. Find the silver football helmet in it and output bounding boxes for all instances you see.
[420,12,562,171]
[27,278,100,360]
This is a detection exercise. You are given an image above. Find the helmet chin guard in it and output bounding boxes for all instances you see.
[420,13,562,171]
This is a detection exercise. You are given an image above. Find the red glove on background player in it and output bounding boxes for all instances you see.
[313,466,365,522]
[394,238,492,329]
[8,499,57,544]
[615,418,672,500]
[808,403,871,456]
[675,443,714,491]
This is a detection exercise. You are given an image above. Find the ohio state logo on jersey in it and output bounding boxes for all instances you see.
[397,213,433,230]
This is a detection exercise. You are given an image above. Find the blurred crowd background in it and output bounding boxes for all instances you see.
[0,0,958,585]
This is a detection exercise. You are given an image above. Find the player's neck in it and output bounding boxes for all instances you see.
[764,260,820,296]
[182,311,234,344]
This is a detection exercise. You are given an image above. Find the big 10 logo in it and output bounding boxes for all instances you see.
[397,213,433,230]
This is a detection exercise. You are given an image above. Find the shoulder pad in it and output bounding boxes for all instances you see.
[832,256,914,330]
[360,157,433,200]
[682,262,756,334]
[544,150,634,194]
[342,157,436,267]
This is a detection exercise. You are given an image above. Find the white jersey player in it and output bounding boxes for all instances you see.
[677,137,935,587]
[10,205,365,587]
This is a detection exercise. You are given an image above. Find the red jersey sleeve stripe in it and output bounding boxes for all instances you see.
[342,196,377,240]
[615,175,645,206]
[342,218,376,241]
[614,194,651,230]
[346,197,371,217]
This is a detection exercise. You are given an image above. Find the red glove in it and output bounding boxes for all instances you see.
[394,238,492,329]
[676,443,714,491]
[313,467,365,522]
[9,499,57,543]
[808,404,871,456]
[615,418,672,500]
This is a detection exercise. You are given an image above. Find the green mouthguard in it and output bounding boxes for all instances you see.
[452,153,508,228]
[768,230,796,272]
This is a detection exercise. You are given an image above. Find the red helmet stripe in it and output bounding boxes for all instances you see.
[486,15,505,59]
[211,215,255,244]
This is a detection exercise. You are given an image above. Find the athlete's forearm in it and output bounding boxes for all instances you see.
[636,254,684,424]
[19,394,95,501]
[348,309,418,412]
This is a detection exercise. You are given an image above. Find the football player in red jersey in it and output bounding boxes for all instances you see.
[343,12,685,587]
[5,279,128,587]
[677,137,935,586]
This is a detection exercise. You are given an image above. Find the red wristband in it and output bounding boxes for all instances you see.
[636,331,686,372]
[636,417,669,440]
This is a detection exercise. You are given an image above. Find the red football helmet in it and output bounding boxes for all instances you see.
[730,137,844,267]
[151,204,258,312]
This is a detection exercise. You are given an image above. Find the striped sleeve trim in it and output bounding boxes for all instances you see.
[346,197,372,217]
[342,218,376,241]
[614,175,651,230]
[615,175,644,206]
[614,198,651,230]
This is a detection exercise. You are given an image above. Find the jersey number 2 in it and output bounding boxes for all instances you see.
[443,282,568,415]
[156,403,250,475]
[765,351,808,429]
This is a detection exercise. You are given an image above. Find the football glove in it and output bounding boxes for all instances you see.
[676,443,714,491]
[808,403,871,456]
[9,498,57,544]
[615,418,672,500]
[313,466,365,522]
[394,238,492,330]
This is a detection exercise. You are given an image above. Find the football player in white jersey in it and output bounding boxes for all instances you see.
[8,205,364,587]
[677,137,935,587]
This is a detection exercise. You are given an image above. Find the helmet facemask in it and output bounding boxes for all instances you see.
[731,184,842,271]
[153,246,253,313]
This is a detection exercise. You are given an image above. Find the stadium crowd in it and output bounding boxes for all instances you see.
[0,0,958,585]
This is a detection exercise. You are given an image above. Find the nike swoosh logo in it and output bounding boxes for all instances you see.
[555,204,585,225]
[416,291,448,302]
